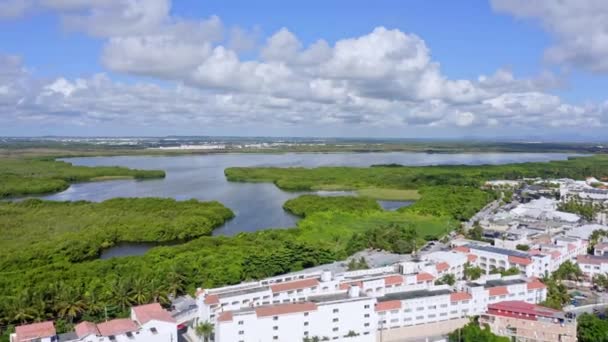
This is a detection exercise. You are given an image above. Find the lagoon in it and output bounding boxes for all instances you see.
[44,152,578,239]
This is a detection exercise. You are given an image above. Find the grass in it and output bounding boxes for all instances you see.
[357,188,421,200]
[295,210,455,257]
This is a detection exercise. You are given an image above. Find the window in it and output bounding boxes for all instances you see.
[263,295,270,299]
[232,301,239,305]
[150,328,158,334]
[404,308,412,313]
[450,310,458,314]
[333,327,339,332]
[404,317,412,321]
[364,314,370,318]
[416,307,424,311]
[238,321,244,325]
[304,321,309,326]
[304,312,309,317]
[390,318,398,323]
[273,316,278,321]
[304,331,309,336]
[126,332,134,339]
[440,313,447,316]
[333,308,339,313]
[273,336,278,340]
[428,305,436,310]
[239,331,244,335]
[440,304,448,308]
[428,314,436,318]
[364,304,370,309]
[333,318,339,322]
[364,323,370,327]
[297,289,303,293]
[415,316,424,320]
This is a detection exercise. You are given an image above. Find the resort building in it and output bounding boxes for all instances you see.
[479,301,577,342]
[577,254,608,279]
[10,321,56,342]
[11,304,177,342]
[195,261,547,342]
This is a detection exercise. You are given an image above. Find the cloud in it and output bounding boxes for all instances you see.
[1,0,608,137]
[491,0,608,73]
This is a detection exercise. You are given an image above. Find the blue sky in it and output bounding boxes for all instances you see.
[0,0,607,139]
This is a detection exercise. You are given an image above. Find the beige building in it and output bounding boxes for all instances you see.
[479,301,576,342]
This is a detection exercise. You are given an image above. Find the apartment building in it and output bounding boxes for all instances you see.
[11,304,177,342]
[577,254,608,279]
[479,301,577,342]
[194,256,547,342]
[456,238,587,278]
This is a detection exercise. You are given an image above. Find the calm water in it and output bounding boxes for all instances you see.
[39,152,579,258]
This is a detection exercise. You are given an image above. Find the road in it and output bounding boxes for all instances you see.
[463,199,501,230]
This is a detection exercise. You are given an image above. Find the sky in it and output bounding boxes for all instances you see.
[0,0,607,140]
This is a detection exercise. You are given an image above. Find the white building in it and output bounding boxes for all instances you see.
[577,255,608,279]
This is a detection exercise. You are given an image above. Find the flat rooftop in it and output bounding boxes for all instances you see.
[217,285,270,298]
[478,278,527,288]
[467,244,530,258]
[377,289,452,302]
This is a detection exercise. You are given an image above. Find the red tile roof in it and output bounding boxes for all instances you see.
[218,311,234,322]
[15,321,56,341]
[488,301,562,319]
[467,254,478,262]
[132,303,176,324]
[75,321,100,338]
[508,255,532,266]
[527,280,546,290]
[384,275,404,286]
[204,294,219,305]
[416,272,435,282]
[339,281,362,290]
[96,318,139,336]
[568,243,577,252]
[436,262,450,272]
[255,302,317,317]
[595,243,608,251]
[488,286,509,297]
[577,254,608,265]
[375,300,402,312]
[550,251,562,260]
[453,246,470,253]
[270,278,319,293]
[450,292,472,302]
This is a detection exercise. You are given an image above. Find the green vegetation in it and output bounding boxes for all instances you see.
[0,158,165,197]
[448,320,509,342]
[516,244,530,251]
[225,155,608,192]
[347,257,369,271]
[558,199,604,221]
[402,186,496,221]
[463,263,483,281]
[283,195,381,217]
[577,313,608,342]
[0,198,234,270]
[435,274,456,286]
[553,260,584,281]
[542,277,570,310]
[355,188,420,200]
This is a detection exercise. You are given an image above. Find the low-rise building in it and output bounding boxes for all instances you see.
[479,301,576,342]
[10,321,56,342]
[577,254,608,279]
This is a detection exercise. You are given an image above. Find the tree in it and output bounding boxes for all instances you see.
[195,321,214,342]
[554,261,583,281]
[448,320,509,342]
[593,274,608,290]
[53,286,87,324]
[130,278,150,305]
[542,277,570,310]
[463,263,483,280]
[435,274,456,286]
[516,244,530,251]
[577,313,608,342]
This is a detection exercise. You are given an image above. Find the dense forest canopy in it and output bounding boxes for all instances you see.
[0,158,165,197]
[225,155,608,191]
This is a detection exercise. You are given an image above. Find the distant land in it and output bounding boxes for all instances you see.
[1,136,607,157]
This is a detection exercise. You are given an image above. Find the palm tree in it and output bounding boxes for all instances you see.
[54,287,87,323]
[195,321,214,342]
[130,278,150,305]
[109,279,133,312]
[165,266,187,298]
[149,279,170,305]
